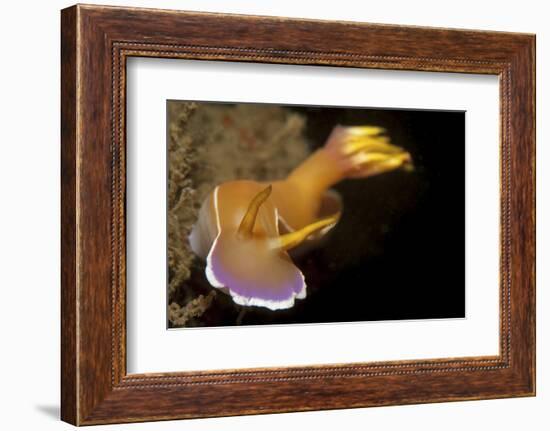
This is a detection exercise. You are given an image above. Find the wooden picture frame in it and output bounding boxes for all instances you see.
[61,4,535,425]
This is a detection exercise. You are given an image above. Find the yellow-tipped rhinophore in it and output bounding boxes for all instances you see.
[237,185,272,239]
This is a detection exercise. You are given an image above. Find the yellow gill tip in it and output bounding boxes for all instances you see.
[343,126,386,137]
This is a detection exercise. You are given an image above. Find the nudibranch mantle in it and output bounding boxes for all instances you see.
[191,182,321,310]
[189,125,413,311]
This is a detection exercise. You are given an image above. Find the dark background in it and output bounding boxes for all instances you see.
[177,104,465,327]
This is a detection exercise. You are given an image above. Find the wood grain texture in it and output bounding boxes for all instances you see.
[60,6,78,425]
[60,4,536,425]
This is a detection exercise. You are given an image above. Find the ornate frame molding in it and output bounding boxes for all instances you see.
[61,5,535,425]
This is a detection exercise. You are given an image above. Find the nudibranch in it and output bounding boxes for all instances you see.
[189,125,412,310]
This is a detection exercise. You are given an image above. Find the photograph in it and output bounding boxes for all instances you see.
[167,101,466,328]
[51,2,536,426]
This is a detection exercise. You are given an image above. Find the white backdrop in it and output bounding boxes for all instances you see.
[0,0,547,430]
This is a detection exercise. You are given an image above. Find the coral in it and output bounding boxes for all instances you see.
[167,101,310,327]
[168,291,217,327]
[167,102,198,298]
